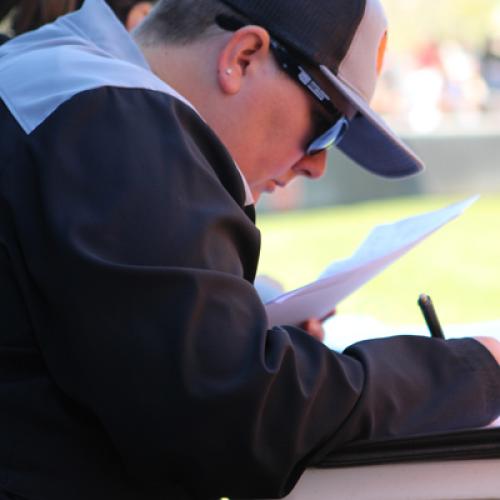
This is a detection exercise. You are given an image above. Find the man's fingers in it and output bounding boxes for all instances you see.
[473,337,500,364]
[300,318,325,342]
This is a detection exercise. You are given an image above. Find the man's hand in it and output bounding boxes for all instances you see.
[474,336,500,364]
[300,318,326,342]
[299,309,336,343]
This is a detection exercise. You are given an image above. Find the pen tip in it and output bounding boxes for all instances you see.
[418,293,429,305]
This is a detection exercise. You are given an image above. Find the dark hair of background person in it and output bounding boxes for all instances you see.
[0,0,17,20]
[12,0,78,34]
[4,0,149,35]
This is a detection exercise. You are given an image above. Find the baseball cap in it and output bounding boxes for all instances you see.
[218,0,424,178]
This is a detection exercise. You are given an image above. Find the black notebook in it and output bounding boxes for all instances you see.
[319,425,500,468]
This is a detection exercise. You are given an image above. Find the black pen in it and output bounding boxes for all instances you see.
[418,294,445,339]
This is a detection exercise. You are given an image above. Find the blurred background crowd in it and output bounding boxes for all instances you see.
[373,0,500,135]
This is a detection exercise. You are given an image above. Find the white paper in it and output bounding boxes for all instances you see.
[265,196,479,327]
[487,415,500,428]
[323,315,500,352]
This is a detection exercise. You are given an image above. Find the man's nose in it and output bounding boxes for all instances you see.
[292,150,328,179]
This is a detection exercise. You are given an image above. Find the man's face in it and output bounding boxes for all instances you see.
[227,55,330,202]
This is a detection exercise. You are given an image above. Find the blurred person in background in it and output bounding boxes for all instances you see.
[0,0,153,41]
[439,40,489,118]
[482,35,500,90]
[0,0,16,42]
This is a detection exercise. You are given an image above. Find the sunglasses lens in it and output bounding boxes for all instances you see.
[307,116,349,155]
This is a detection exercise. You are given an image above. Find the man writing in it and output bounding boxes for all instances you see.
[0,0,498,498]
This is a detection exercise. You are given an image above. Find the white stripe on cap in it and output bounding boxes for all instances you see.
[319,0,424,178]
[337,0,387,102]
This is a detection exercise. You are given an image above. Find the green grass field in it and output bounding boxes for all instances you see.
[256,194,500,325]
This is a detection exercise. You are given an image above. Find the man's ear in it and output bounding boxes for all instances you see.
[216,26,271,95]
[125,2,153,32]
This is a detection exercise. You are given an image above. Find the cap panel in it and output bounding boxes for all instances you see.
[321,64,424,178]
[338,113,423,178]
[337,0,388,101]
[218,0,366,72]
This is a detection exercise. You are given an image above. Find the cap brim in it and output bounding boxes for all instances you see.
[320,65,424,178]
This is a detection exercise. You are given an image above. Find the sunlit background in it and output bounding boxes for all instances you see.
[374,0,500,134]
[257,0,500,336]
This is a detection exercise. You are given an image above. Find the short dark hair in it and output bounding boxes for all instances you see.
[133,0,248,46]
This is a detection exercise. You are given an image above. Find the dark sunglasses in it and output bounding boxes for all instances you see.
[215,14,349,155]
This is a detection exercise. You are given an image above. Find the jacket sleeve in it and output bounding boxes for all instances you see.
[12,87,500,498]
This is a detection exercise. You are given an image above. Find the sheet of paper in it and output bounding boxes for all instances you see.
[265,196,479,327]
[323,315,500,352]
[487,415,500,428]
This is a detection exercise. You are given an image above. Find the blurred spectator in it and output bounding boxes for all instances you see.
[0,0,153,40]
[439,40,489,114]
[482,35,500,90]
[372,38,492,134]
[404,41,446,132]
[0,0,17,21]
